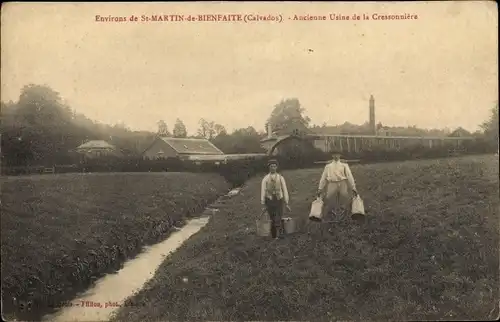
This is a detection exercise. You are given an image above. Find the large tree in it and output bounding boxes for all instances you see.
[172,118,188,138]
[6,84,76,164]
[213,123,227,137]
[266,98,311,132]
[197,118,226,140]
[157,120,170,136]
[1,84,161,166]
[480,104,499,151]
[197,118,209,138]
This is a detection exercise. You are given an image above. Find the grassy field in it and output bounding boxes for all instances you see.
[112,155,499,321]
[0,172,230,321]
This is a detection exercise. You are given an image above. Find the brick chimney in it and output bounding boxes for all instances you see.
[267,122,273,138]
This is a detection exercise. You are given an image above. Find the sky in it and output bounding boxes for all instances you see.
[1,2,498,135]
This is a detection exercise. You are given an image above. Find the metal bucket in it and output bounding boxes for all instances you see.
[309,198,324,222]
[351,195,365,216]
[281,217,296,234]
[256,210,271,236]
[350,195,367,222]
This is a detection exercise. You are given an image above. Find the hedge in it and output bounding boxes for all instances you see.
[2,138,494,187]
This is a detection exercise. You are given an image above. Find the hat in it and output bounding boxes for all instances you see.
[331,149,342,155]
[267,159,279,166]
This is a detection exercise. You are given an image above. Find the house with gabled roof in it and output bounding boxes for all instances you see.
[74,140,122,159]
[448,127,472,138]
[260,118,318,155]
[141,137,224,160]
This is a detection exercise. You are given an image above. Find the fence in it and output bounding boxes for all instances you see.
[1,164,80,176]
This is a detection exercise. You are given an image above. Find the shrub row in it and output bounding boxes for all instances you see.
[2,138,493,187]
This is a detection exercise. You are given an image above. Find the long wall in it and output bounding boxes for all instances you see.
[313,134,473,153]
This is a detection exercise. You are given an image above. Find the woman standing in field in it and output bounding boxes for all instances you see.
[317,150,358,218]
[261,159,291,239]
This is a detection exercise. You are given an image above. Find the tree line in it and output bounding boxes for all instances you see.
[0,84,270,167]
[1,84,498,168]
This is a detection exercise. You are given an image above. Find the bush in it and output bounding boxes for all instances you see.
[461,137,494,154]
[2,140,492,185]
[218,159,267,187]
[79,157,189,173]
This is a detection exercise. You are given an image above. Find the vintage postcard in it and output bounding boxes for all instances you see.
[1,1,498,321]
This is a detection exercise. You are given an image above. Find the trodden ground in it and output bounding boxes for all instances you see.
[112,155,499,321]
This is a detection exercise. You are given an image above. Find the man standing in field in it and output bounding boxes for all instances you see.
[261,159,291,239]
[317,150,358,218]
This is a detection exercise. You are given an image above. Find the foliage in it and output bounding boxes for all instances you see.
[111,155,499,321]
[172,118,188,138]
[197,118,226,140]
[1,85,79,166]
[1,85,495,171]
[480,104,499,151]
[1,85,157,166]
[0,173,230,321]
[271,138,326,168]
[267,98,311,131]
[157,120,170,136]
[211,126,266,154]
[2,137,492,181]
[217,159,268,187]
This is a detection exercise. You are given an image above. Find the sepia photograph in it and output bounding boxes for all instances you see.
[1,1,499,321]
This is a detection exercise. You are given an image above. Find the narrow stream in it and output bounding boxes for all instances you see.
[43,216,210,322]
[42,187,240,322]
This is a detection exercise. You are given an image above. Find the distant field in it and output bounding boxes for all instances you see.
[0,172,230,321]
[112,155,499,321]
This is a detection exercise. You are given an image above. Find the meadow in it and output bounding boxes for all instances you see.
[0,172,230,321]
[111,155,499,321]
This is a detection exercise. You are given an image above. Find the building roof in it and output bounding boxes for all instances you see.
[261,134,288,142]
[309,133,474,140]
[160,137,224,155]
[76,140,116,150]
[185,153,267,161]
[449,127,472,137]
[261,133,320,143]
